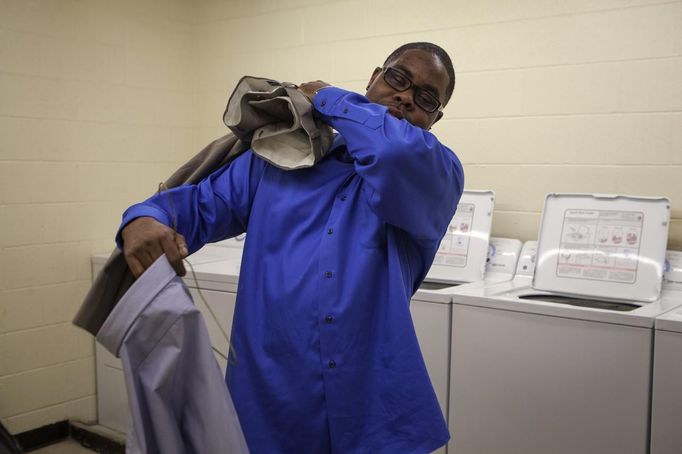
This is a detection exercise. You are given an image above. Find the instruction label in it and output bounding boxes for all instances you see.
[556,209,643,283]
[433,203,474,267]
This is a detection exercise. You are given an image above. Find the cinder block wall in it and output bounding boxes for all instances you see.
[0,0,680,435]
[193,0,681,245]
[0,1,194,433]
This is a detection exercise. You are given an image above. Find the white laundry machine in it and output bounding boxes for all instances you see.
[650,250,682,454]
[93,237,244,434]
[181,253,243,373]
[449,237,522,293]
[411,190,494,416]
[447,193,673,454]
[411,236,521,447]
[411,190,522,454]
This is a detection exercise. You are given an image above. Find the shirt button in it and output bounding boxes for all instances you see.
[328,360,336,369]
[327,228,333,235]
[325,315,333,323]
[320,99,326,107]
[324,271,333,278]
[340,195,347,201]
[342,108,348,114]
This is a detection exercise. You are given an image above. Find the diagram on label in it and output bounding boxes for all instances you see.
[556,209,643,283]
[434,203,474,267]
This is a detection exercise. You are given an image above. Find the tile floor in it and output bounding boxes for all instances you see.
[31,439,97,453]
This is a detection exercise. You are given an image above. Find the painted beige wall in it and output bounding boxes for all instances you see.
[193,0,681,245]
[0,0,194,433]
[0,0,680,435]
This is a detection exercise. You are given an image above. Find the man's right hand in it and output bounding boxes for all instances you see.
[121,217,188,278]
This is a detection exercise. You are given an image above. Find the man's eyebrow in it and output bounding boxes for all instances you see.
[393,64,442,99]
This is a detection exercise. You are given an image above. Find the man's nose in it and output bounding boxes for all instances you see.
[393,90,415,108]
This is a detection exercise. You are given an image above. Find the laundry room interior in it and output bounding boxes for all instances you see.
[1,0,681,453]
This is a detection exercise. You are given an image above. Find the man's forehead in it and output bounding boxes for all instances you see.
[387,49,448,98]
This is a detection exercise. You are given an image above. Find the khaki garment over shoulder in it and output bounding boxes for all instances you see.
[73,76,333,335]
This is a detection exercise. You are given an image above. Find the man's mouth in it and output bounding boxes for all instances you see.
[387,106,404,119]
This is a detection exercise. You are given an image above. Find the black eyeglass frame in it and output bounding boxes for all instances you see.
[380,66,444,113]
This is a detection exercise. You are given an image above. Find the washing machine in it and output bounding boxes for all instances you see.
[447,193,672,454]
[180,251,243,373]
[412,236,522,450]
[410,190,515,454]
[650,250,682,454]
[449,237,522,293]
[411,190,494,416]
[93,236,245,434]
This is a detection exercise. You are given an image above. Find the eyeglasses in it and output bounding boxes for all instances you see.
[381,67,443,113]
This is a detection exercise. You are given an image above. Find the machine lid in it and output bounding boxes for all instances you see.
[532,193,670,303]
[486,237,522,276]
[426,190,495,284]
[515,241,538,277]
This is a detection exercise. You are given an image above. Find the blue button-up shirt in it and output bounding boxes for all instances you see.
[120,87,464,454]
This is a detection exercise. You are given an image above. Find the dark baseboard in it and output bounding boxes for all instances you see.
[15,421,124,453]
[14,420,69,452]
[70,423,124,454]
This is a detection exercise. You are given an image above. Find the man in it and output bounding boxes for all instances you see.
[119,42,464,453]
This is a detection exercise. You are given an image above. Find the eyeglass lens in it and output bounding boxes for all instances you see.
[383,68,440,113]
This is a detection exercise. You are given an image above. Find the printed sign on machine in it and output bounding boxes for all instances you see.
[557,209,643,284]
[433,203,475,268]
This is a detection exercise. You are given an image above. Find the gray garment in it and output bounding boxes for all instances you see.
[74,76,334,336]
[97,255,249,454]
[224,76,333,169]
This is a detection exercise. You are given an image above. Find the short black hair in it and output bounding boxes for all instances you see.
[383,42,455,105]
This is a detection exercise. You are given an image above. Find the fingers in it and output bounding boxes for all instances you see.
[124,242,161,278]
[125,254,146,279]
[160,231,186,277]
[145,237,165,265]
[175,233,188,258]
[121,217,188,278]
[175,234,188,277]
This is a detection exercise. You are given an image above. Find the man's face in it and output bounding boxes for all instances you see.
[365,49,449,130]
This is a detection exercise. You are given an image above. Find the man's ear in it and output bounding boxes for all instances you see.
[428,111,444,130]
[366,67,382,92]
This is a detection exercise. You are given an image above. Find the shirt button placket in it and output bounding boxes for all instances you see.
[322,204,340,374]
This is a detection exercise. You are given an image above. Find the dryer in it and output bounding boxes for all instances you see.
[447,193,672,454]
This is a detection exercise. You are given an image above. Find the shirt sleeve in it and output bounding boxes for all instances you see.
[116,150,266,254]
[313,86,465,242]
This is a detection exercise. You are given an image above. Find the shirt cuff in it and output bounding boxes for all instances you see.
[115,204,172,251]
[313,86,384,129]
